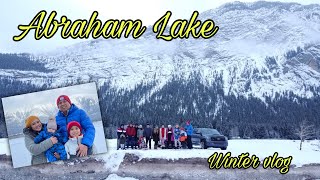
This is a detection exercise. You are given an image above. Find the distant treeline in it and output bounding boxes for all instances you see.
[0,53,50,72]
[99,74,320,139]
[0,74,320,139]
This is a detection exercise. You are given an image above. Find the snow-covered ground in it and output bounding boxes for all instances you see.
[96,138,320,172]
[1,137,320,171]
[5,121,107,168]
[105,174,138,180]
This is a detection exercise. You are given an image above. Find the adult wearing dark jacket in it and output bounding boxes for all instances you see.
[134,124,139,149]
[126,123,136,149]
[167,125,174,149]
[152,126,160,149]
[143,123,153,149]
[117,124,126,150]
[55,95,95,157]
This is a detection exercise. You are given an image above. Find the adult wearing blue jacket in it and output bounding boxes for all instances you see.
[185,120,193,149]
[55,95,95,157]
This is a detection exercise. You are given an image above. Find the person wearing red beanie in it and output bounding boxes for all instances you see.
[67,121,83,138]
[65,121,84,159]
[57,95,72,106]
[55,94,96,158]
[56,95,72,114]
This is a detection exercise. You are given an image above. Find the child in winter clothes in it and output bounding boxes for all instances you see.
[138,136,146,149]
[179,127,187,149]
[137,125,145,149]
[174,124,181,149]
[64,121,86,159]
[34,117,67,162]
[119,133,126,150]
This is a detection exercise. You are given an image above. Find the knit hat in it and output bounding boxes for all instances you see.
[47,117,57,131]
[138,125,143,128]
[56,95,72,106]
[67,121,82,137]
[168,125,172,128]
[25,115,40,128]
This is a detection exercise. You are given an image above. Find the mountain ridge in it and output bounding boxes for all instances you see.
[1,1,320,100]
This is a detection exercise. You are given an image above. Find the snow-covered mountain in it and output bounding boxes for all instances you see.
[2,1,320,99]
[1,1,320,139]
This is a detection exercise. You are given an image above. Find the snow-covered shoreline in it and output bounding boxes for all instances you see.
[98,139,320,171]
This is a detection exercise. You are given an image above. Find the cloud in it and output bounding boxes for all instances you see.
[0,0,318,53]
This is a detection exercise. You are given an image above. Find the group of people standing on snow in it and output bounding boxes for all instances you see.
[117,120,194,150]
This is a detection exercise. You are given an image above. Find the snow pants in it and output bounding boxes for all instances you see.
[174,139,181,148]
[160,138,166,147]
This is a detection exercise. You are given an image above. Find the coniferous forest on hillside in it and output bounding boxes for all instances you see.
[0,53,320,139]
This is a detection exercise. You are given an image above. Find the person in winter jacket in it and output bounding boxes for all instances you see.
[185,120,194,149]
[143,123,153,149]
[138,136,146,149]
[166,125,174,149]
[34,117,67,162]
[126,123,136,149]
[117,124,126,150]
[24,116,57,165]
[174,124,181,149]
[159,125,167,148]
[134,124,139,149]
[137,125,144,149]
[179,127,187,149]
[137,125,144,138]
[152,126,160,149]
[55,95,95,157]
[64,121,89,159]
[119,134,126,150]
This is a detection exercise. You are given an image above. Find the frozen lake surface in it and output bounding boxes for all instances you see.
[8,121,107,168]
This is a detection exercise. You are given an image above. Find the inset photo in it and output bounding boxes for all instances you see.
[2,82,107,168]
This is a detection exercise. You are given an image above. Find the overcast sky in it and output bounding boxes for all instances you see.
[2,82,98,115]
[0,0,319,54]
